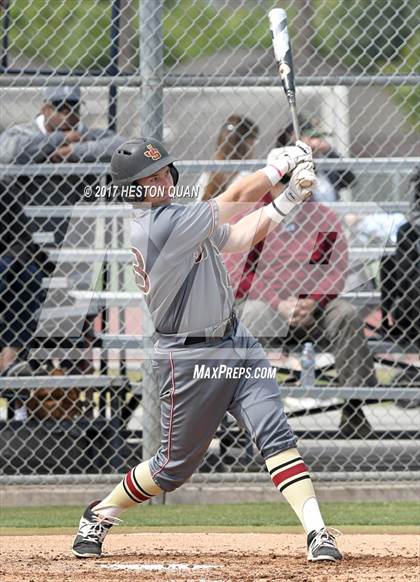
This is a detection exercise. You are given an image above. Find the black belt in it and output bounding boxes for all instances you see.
[184,312,237,345]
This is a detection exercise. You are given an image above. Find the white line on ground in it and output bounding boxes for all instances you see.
[100,563,221,572]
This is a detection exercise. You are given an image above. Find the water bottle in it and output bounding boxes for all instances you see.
[13,401,28,422]
[300,342,316,388]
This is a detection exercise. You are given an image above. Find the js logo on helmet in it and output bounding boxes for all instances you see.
[144,144,161,161]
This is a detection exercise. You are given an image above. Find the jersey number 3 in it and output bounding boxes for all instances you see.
[132,247,151,294]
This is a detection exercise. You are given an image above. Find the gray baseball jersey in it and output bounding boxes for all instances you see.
[131,199,233,333]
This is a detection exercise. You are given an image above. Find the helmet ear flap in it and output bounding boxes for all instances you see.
[169,163,179,186]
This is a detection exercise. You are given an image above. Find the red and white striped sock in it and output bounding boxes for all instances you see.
[92,461,163,519]
[266,448,325,534]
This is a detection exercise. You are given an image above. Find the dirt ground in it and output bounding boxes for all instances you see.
[0,532,418,582]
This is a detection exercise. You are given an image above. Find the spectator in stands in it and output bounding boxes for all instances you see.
[276,116,356,202]
[221,146,377,437]
[197,114,259,201]
[0,86,124,165]
[380,167,420,346]
[0,86,125,374]
[0,246,45,376]
[0,202,46,416]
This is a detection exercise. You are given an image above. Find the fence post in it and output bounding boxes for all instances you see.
[140,303,165,503]
[107,0,121,132]
[139,0,164,140]
[138,0,164,503]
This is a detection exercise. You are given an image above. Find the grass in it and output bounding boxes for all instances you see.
[1,502,419,532]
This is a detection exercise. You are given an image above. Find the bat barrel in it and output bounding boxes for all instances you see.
[269,9,300,142]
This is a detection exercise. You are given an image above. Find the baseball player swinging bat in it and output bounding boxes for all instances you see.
[269,8,315,192]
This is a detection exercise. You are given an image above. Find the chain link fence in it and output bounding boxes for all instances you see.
[0,0,419,485]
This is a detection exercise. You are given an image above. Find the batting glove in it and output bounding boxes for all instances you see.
[263,161,316,223]
[284,160,316,204]
[266,140,313,177]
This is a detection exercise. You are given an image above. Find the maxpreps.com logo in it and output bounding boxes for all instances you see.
[144,144,161,161]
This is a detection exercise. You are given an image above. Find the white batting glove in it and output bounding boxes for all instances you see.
[266,140,313,177]
[284,160,317,204]
[263,161,316,223]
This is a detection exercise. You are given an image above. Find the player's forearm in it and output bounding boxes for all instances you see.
[215,170,278,224]
[223,172,315,253]
[222,206,278,253]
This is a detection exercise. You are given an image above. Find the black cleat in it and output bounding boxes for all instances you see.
[307,528,343,562]
[72,500,114,558]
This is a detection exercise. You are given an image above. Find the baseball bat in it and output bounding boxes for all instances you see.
[268,8,300,140]
[269,8,314,190]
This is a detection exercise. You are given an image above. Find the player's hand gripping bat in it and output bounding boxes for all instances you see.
[269,8,315,192]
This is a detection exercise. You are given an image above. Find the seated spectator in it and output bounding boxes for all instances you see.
[0,177,49,377]
[0,256,44,376]
[0,85,124,165]
[276,116,356,202]
[0,86,125,374]
[196,114,259,201]
[380,167,420,346]
[223,194,377,437]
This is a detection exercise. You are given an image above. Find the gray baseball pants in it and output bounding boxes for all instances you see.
[148,319,297,491]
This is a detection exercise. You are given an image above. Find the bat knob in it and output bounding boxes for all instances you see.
[299,179,315,189]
